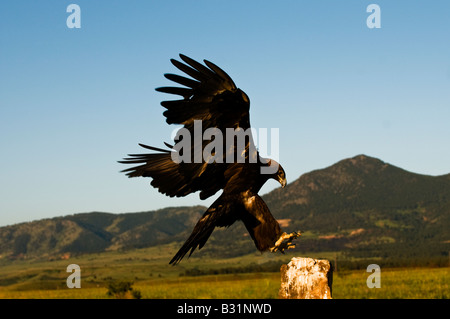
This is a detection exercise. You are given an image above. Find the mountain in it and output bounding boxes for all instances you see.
[263,155,450,261]
[0,155,449,264]
[0,206,206,259]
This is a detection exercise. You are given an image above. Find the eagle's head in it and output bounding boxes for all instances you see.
[265,159,286,188]
[275,164,287,188]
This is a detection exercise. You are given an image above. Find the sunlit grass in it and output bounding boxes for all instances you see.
[135,273,280,299]
[0,247,448,299]
[332,267,449,299]
[1,267,448,299]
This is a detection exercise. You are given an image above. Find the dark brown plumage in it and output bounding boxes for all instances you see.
[119,54,299,264]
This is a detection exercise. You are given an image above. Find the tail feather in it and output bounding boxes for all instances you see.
[169,195,238,265]
[169,226,214,265]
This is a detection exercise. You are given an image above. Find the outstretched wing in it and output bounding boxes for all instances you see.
[119,142,228,199]
[157,54,258,165]
[119,143,202,197]
[120,54,259,199]
[156,54,250,131]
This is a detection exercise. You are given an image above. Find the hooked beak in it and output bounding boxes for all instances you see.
[279,177,287,188]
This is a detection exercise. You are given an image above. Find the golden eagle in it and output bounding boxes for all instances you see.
[119,54,299,264]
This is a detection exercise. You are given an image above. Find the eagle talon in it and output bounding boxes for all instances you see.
[270,231,301,253]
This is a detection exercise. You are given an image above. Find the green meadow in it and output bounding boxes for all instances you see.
[0,245,448,299]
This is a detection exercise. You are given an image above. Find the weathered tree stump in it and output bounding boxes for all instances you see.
[279,257,333,299]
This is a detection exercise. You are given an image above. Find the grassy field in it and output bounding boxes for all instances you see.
[0,246,448,299]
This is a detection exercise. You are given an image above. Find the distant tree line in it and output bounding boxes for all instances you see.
[180,254,449,277]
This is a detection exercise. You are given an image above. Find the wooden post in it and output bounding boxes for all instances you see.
[279,257,333,299]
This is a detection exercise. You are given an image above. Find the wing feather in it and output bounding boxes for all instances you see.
[163,73,200,89]
[170,58,209,82]
[155,86,192,98]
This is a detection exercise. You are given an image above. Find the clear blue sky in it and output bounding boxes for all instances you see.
[1,1,449,226]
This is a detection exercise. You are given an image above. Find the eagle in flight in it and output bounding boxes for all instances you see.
[119,54,299,264]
